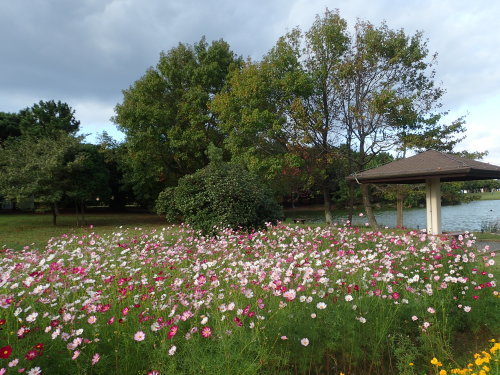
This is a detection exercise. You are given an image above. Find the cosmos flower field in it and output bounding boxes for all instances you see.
[0,223,498,375]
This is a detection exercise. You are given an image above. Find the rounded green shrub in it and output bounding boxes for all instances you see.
[156,162,282,234]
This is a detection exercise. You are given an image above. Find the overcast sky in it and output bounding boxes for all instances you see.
[1,0,499,164]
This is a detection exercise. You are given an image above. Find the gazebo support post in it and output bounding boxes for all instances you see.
[425,177,442,235]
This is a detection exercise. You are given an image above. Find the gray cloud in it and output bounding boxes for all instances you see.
[1,0,499,162]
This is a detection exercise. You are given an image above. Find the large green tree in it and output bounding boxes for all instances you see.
[113,37,241,206]
[212,10,350,223]
[0,133,110,225]
[18,100,80,137]
[0,132,82,225]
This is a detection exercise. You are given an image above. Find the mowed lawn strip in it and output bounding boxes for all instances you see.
[478,191,500,200]
[0,212,167,250]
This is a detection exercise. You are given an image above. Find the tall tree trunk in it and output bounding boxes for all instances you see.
[346,126,354,224]
[396,188,404,228]
[323,185,333,224]
[360,184,378,229]
[51,202,58,226]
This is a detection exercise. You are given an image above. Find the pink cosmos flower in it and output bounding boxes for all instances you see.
[87,316,97,324]
[283,289,296,301]
[91,353,100,365]
[201,326,212,338]
[300,338,309,346]
[72,350,80,360]
[134,331,146,342]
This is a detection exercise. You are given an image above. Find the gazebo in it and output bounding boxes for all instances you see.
[347,150,500,234]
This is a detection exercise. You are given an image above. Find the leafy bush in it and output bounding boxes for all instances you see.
[156,161,282,233]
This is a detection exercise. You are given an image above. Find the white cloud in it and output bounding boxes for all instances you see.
[73,100,124,143]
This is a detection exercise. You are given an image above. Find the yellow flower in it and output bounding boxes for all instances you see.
[490,343,500,354]
[431,357,443,366]
[409,362,414,366]
[439,370,447,375]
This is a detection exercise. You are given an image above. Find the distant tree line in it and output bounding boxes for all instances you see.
[0,10,490,229]
[0,100,133,225]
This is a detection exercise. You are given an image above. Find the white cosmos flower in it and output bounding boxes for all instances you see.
[26,312,39,322]
[316,302,327,310]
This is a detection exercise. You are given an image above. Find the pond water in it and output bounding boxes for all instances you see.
[290,199,500,232]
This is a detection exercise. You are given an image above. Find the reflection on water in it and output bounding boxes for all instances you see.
[292,200,500,232]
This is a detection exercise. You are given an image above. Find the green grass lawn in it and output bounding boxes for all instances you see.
[478,191,500,200]
[2,209,499,251]
[0,212,167,250]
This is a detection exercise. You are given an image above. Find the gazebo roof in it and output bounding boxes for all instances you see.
[347,150,500,184]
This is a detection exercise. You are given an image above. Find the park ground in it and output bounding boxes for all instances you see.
[1,191,499,250]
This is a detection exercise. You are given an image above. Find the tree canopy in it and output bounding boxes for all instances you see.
[18,100,80,137]
[113,37,241,206]
[0,112,21,145]
[212,9,466,226]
